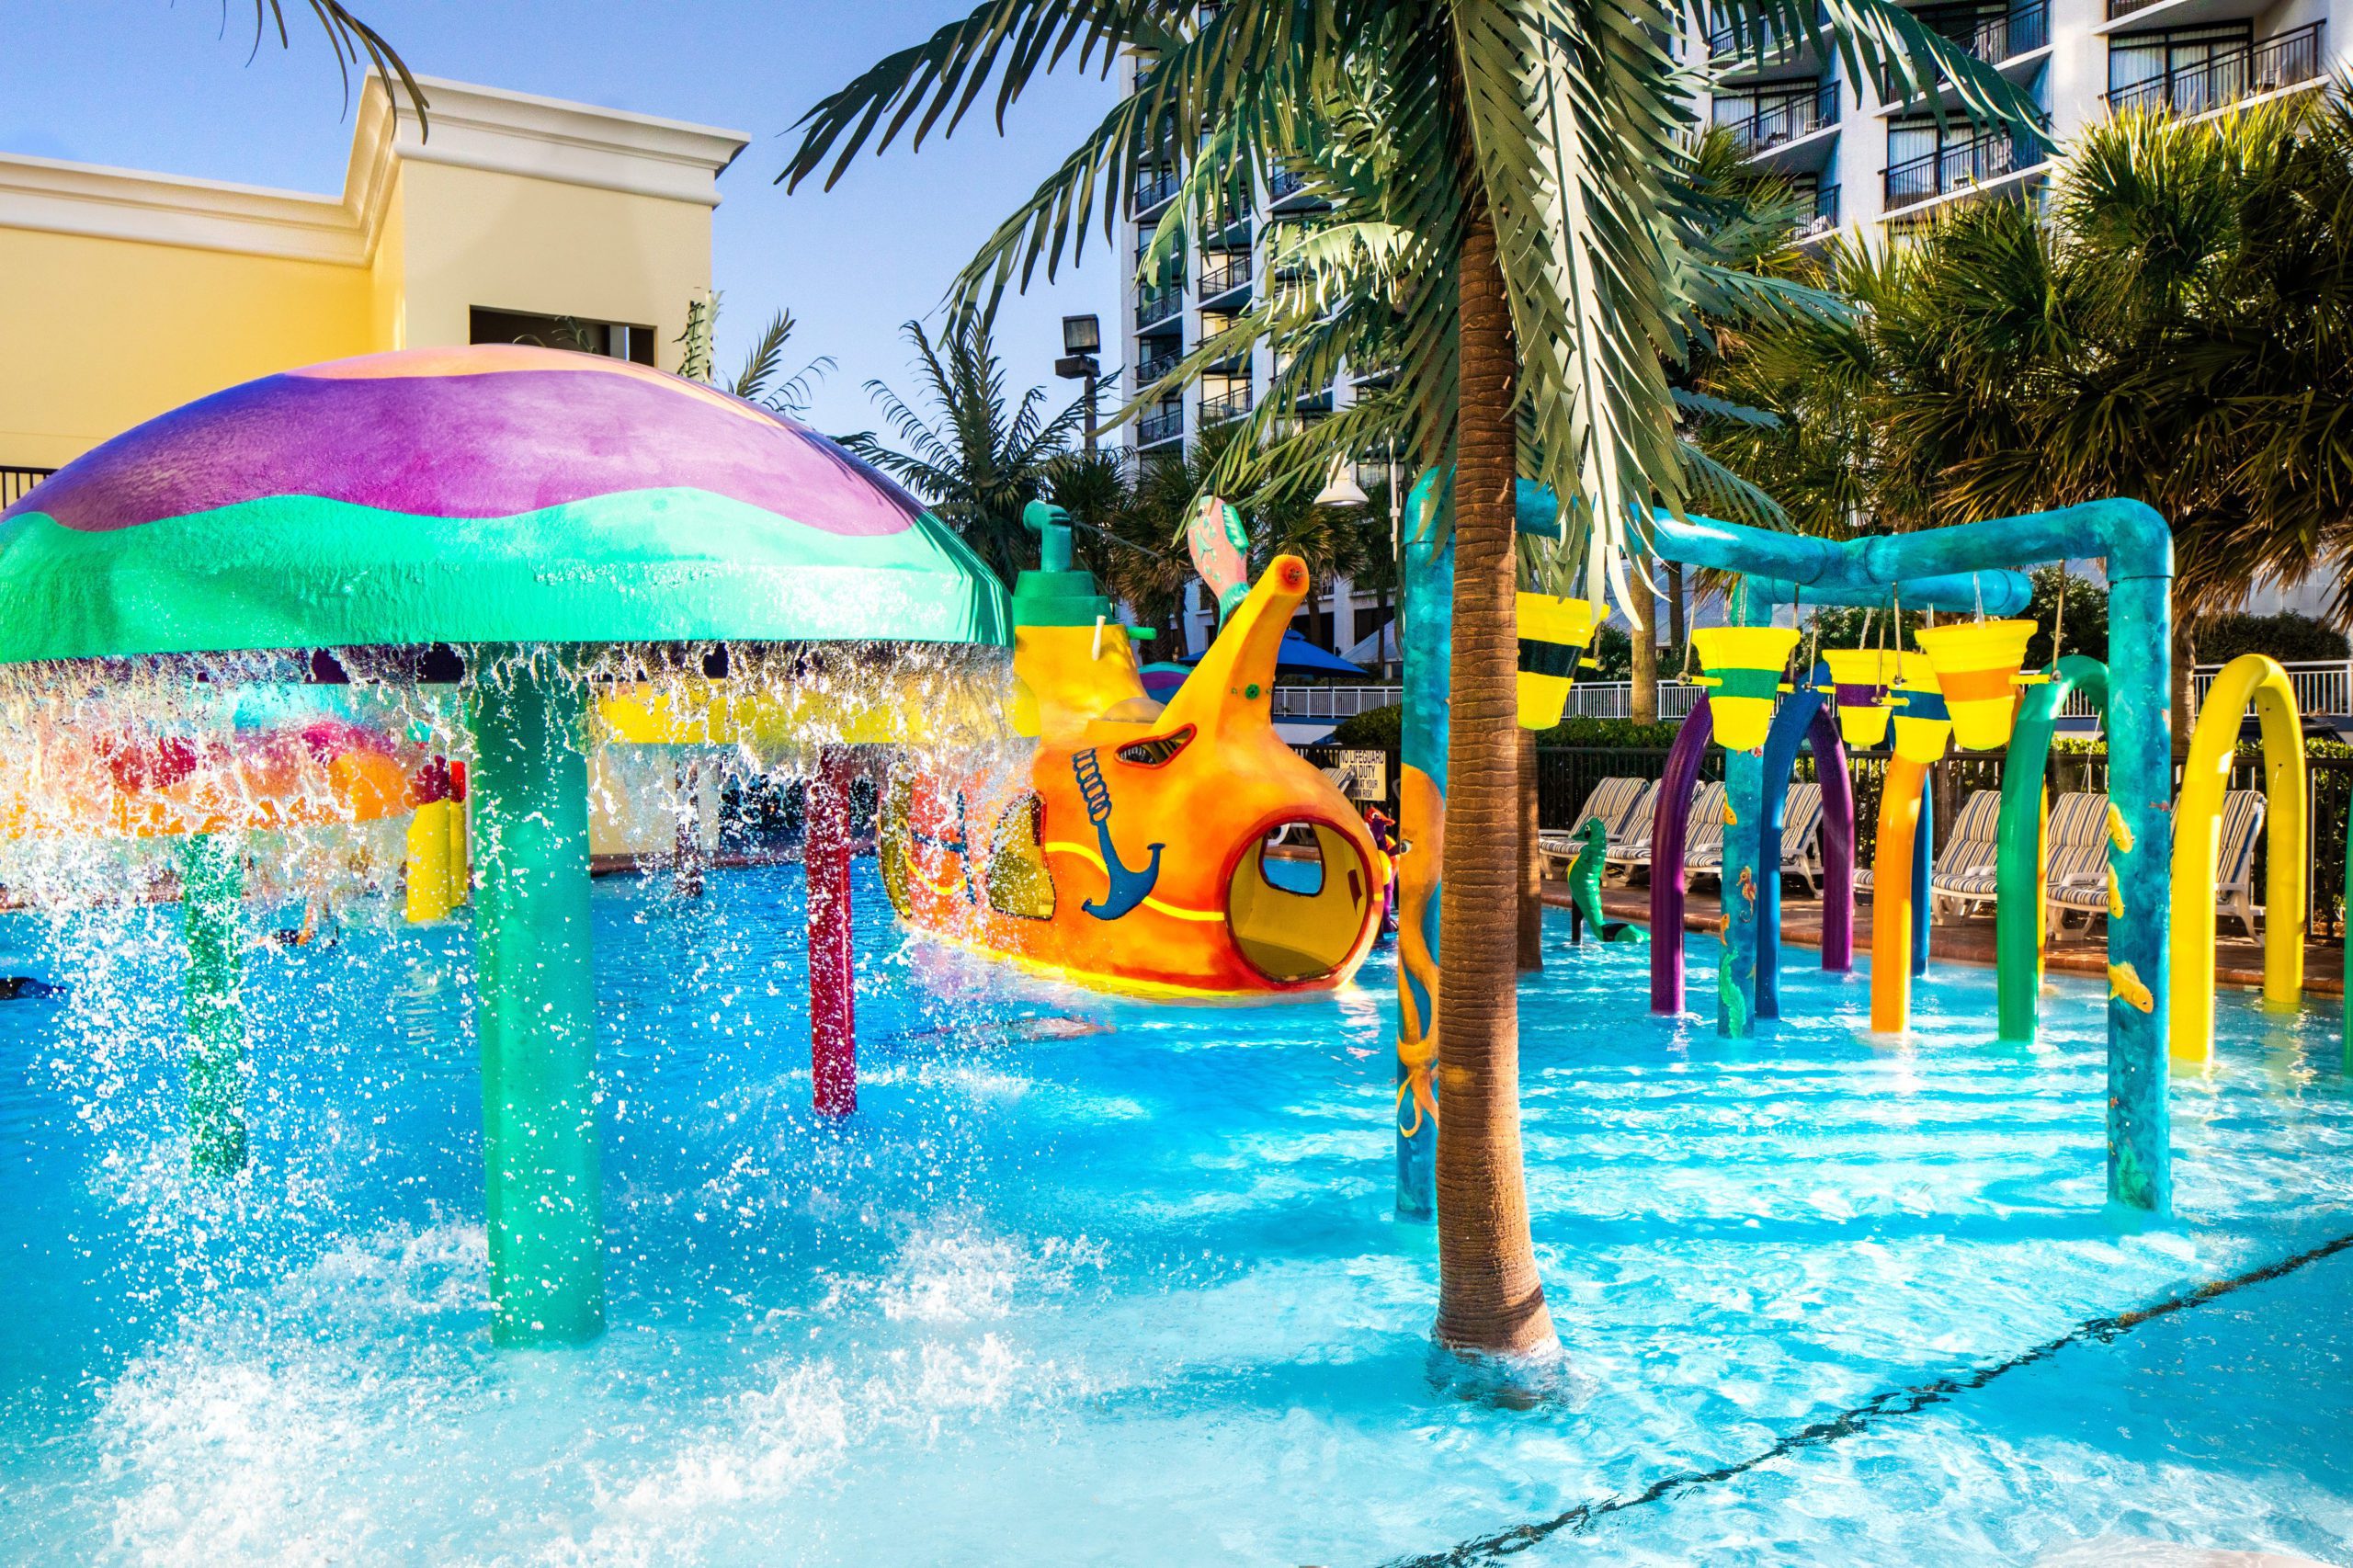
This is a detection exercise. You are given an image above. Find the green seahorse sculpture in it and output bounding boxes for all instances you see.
[1567,816,1642,946]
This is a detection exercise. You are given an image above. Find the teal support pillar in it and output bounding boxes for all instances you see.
[2105,573,2174,1215]
[181,832,247,1176]
[1393,469,1450,1221]
[1717,587,1773,1039]
[469,656,605,1346]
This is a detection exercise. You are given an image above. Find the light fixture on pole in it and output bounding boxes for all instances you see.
[1313,455,1370,509]
[1054,313,1103,456]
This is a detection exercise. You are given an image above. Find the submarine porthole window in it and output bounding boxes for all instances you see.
[1226,819,1371,983]
[984,793,1056,920]
[1115,725,1196,767]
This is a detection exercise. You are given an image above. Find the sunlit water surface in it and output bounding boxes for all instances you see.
[1,863,2348,1565]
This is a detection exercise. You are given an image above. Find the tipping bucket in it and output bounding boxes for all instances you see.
[1818,647,1902,750]
[1516,594,1599,731]
[1691,626,1802,752]
[1913,619,2035,751]
[1889,651,1953,764]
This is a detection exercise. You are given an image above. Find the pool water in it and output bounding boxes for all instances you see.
[1,861,2349,1565]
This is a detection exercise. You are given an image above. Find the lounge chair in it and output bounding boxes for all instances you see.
[1927,790,2005,919]
[2210,789,2268,938]
[1538,776,1651,878]
[1688,780,1825,889]
[2042,791,2114,934]
[1604,780,1665,881]
[1675,782,1732,882]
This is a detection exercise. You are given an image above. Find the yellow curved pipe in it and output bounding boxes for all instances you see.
[1870,754,1931,1034]
[2170,653,2306,1064]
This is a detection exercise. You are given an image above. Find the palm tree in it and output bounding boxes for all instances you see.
[787,1,2029,1363]
[676,292,835,419]
[841,310,1087,587]
[1706,94,2353,736]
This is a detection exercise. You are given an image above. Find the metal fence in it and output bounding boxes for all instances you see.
[2,467,54,507]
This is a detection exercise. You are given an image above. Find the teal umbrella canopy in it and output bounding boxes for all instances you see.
[0,345,1010,663]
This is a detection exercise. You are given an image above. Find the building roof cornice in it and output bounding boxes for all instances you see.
[0,74,749,268]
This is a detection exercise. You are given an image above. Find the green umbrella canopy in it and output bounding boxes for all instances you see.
[0,345,1009,663]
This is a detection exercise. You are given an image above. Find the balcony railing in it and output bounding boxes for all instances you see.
[2,467,56,508]
[1201,386,1255,426]
[1722,79,1840,153]
[1267,166,1314,203]
[1131,165,1180,214]
[1198,249,1253,302]
[1798,183,1840,237]
[1884,128,2045,210]
[1136,347,1183,388]
[1710,4,1826,60]
[1136,283,1184,329]
[1911,0,2048,64]
[1138,404,1185,447]
[2107,23,2325,118]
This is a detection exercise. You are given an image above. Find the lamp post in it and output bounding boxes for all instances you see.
[1055,313,1102,456]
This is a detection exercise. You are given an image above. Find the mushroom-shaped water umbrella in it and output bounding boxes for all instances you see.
[0,700,424,1174]
[0,345,1010,1346]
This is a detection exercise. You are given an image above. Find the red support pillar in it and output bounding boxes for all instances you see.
[806,746,857,1117]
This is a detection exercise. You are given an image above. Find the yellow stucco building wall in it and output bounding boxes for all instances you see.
[0,74,746,470]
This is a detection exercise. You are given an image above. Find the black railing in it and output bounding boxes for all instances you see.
[1722,78,1840,153]
[1131,166,1180,214]
[1884,128,2045,209]
[1799,183,1841,237]
[1201,386,1254,426]
[2,467,56,508]
[1138,404,1185,447]
[1294,387,1336,415]
[1136,348,1183,388]
[1710,4,1827,60]
[1267,166,1313,202]
[1136,283,1184,329]
[1198,249,1253,301]
[1911,0,2048,63]
[2108,23,2325,117]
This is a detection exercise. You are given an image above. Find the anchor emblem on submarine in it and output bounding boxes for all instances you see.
[1071,747,1163,920]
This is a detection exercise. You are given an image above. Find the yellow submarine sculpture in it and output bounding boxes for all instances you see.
[877,502,1387,995]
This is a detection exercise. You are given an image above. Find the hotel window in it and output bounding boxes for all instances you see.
[471,307,655,365]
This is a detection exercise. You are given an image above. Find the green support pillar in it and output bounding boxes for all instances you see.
[1995,656,2109,1043]
[469,656,604,1347]
[181,832,247,1176]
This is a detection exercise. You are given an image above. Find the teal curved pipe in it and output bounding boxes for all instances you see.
[1995,656,2109,1042]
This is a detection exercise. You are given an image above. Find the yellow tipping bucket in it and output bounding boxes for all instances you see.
[1889,651,1953,764]
[1818,646,1902,750]
[1516,594,1599,731]
[1913,619,2036,751]
[1691,626,1802,752]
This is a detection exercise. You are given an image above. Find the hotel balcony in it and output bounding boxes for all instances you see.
[1138,403,1186,450]
[1795,183,1840,239]
[1135,346,1184,392]
[1136,282,1185,330]
[1722,79,1841,175]
[1197,249,1253,308]
[1201,385,1255,426]
[2106,22,2325,117]
[1131,165,1180,219]
[1884,127,2047,210]
[1710,3,1829,75]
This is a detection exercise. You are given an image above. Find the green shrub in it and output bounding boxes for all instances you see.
[1534,714,1686,747]
[2193,611,2348,665]
[1330,704,1402,748]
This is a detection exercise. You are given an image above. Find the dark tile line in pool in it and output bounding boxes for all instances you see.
[1385,1227,2353,1568]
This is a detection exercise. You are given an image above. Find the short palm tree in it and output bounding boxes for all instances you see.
[788,0,2029,1362]
[842,311,1088,588]
[676,293,835,419]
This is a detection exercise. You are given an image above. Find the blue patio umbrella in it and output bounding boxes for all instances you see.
[1178,629,1367,678]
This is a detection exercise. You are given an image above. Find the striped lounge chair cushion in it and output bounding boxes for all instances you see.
[2043,791,2112,912]
[1608,781,1663,860]
[1779,782,1824,869]
[1572,776,1652,840]
[2215,790,2266,890]
[1929,790,2005,899]
[1681,783,1733,871]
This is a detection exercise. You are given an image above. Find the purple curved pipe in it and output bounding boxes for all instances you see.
[1649,697,1714,1016]
[1813,708,1857,973]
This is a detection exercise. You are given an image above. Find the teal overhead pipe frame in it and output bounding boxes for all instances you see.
[1512,487,2176,1215]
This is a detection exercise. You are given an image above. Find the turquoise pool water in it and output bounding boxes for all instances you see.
[1,861,2348,1564]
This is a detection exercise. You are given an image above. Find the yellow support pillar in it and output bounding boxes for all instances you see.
[2170,653,2306,1064]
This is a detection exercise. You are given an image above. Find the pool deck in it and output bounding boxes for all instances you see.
[1548,877,2349,997]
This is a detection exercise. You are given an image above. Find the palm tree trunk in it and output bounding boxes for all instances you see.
[1518,730,1543,971]
[1631,585,1659,726]
[2172,618,2197,753]
[1433,189,1557,1360]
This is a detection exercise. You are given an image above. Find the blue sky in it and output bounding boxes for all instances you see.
[0,1,1122,438]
